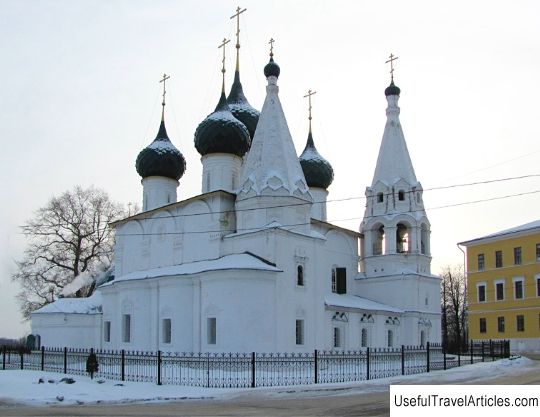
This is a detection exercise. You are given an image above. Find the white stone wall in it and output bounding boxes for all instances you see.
[31,313,102,349]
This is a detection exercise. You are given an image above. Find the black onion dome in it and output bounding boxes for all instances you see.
[194,92,250,157]
[136,120,186,181]
[299,132,334,189]
[384,80,401,96]
[227,71,260,140]
[264,56,280,78]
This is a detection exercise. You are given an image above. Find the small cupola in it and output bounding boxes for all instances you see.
[136,74,186,211]
[135,119,186,181]
[136,74,186,181]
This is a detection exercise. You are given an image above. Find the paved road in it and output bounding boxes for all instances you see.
[2,357,539,417]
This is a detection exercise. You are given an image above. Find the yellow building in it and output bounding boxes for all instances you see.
[459,220,540,353]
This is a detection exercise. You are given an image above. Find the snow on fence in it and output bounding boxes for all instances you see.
[1,340,510,388]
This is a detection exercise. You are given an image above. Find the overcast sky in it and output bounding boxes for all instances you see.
[1,0,540,338]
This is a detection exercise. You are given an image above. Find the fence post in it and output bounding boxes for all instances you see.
[314,350,318,384]
[401,345,405,375]
[157,350,162,386]
[2,346,5,370]
[443,346,447,371]
[121,349,125,381]
[426,342,430,373]
[366,347,370,380]
[251,352,256,388]
[458,343,461,367]
[63,347,67,374]
[470,340,473,364]
[20,349,24,370]
[489,339,493,361]
[206,353,210,388]
[481,341,485,362]
[41,346,45,371]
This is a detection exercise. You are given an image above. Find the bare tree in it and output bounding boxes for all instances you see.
[441,265,468,352]
[12,186,125,318]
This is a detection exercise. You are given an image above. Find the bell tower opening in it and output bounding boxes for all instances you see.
[372,225,385,255]
[396,223,409,253]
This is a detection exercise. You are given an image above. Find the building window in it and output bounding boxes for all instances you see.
[497,316,505,333]
[337,268,346,294]
[387,329,394,348]
[333,327,341,348]
[331,268,337,293]
[514,279,524,299]
[537,276,540,297]
[477,283,486,302]
[420,330,426,347]
[398,190,405,201]
[361,328,368,348]
[537,244,540,261]
[296,320,304,345]
[162,318,172,344]
[207,318,216,345]
[377,192,384,203]
[104,321,111,342]
[517,315,525,332]
[514,247,522,265]
[495,250,503,268]
[496,281,504,301]
[122,314,131,343]
[479,318,487,333]
[297,265,304,286]
[477,254,485,271]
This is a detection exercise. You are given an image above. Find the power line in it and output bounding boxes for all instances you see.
[113,173,540,223]
[115,189,540,237]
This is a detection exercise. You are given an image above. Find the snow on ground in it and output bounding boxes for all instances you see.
[0,356,533,406]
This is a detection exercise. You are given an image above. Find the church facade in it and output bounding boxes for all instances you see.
[31,38,441,352]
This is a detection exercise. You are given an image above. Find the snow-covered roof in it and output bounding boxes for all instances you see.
[325,293,404,314]
[371,92,417,187]
[104,253,282,285]
[33,291,102,315]
[459,219,540,246]
[110,190,235,227]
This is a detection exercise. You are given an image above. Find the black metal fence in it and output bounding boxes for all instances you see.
[1,340,510,388]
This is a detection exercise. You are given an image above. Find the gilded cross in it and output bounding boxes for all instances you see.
[218,38,231,92]
[230,6,247,71]
[303,89,317,132]
[159,73,170,120]
[385,53,399,81]
[269,38,275,57]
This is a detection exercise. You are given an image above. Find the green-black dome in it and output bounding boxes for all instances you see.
[227,71,260,140]
[135,120,186,181]
[299,132,334,189]
[264,56,280,78]
[384,80,401,96]
[194,92,251,157]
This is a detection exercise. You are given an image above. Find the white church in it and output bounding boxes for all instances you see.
[31,32,441,352]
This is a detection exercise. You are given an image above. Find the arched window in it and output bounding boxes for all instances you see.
[377,192,384,203]
[373,225,385,255]
[297,265,304,286]
[361,328,368,348]
[421,224,429,255]
[398,190,405,201]
[387,330,394,348]
[396,224,409,253]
